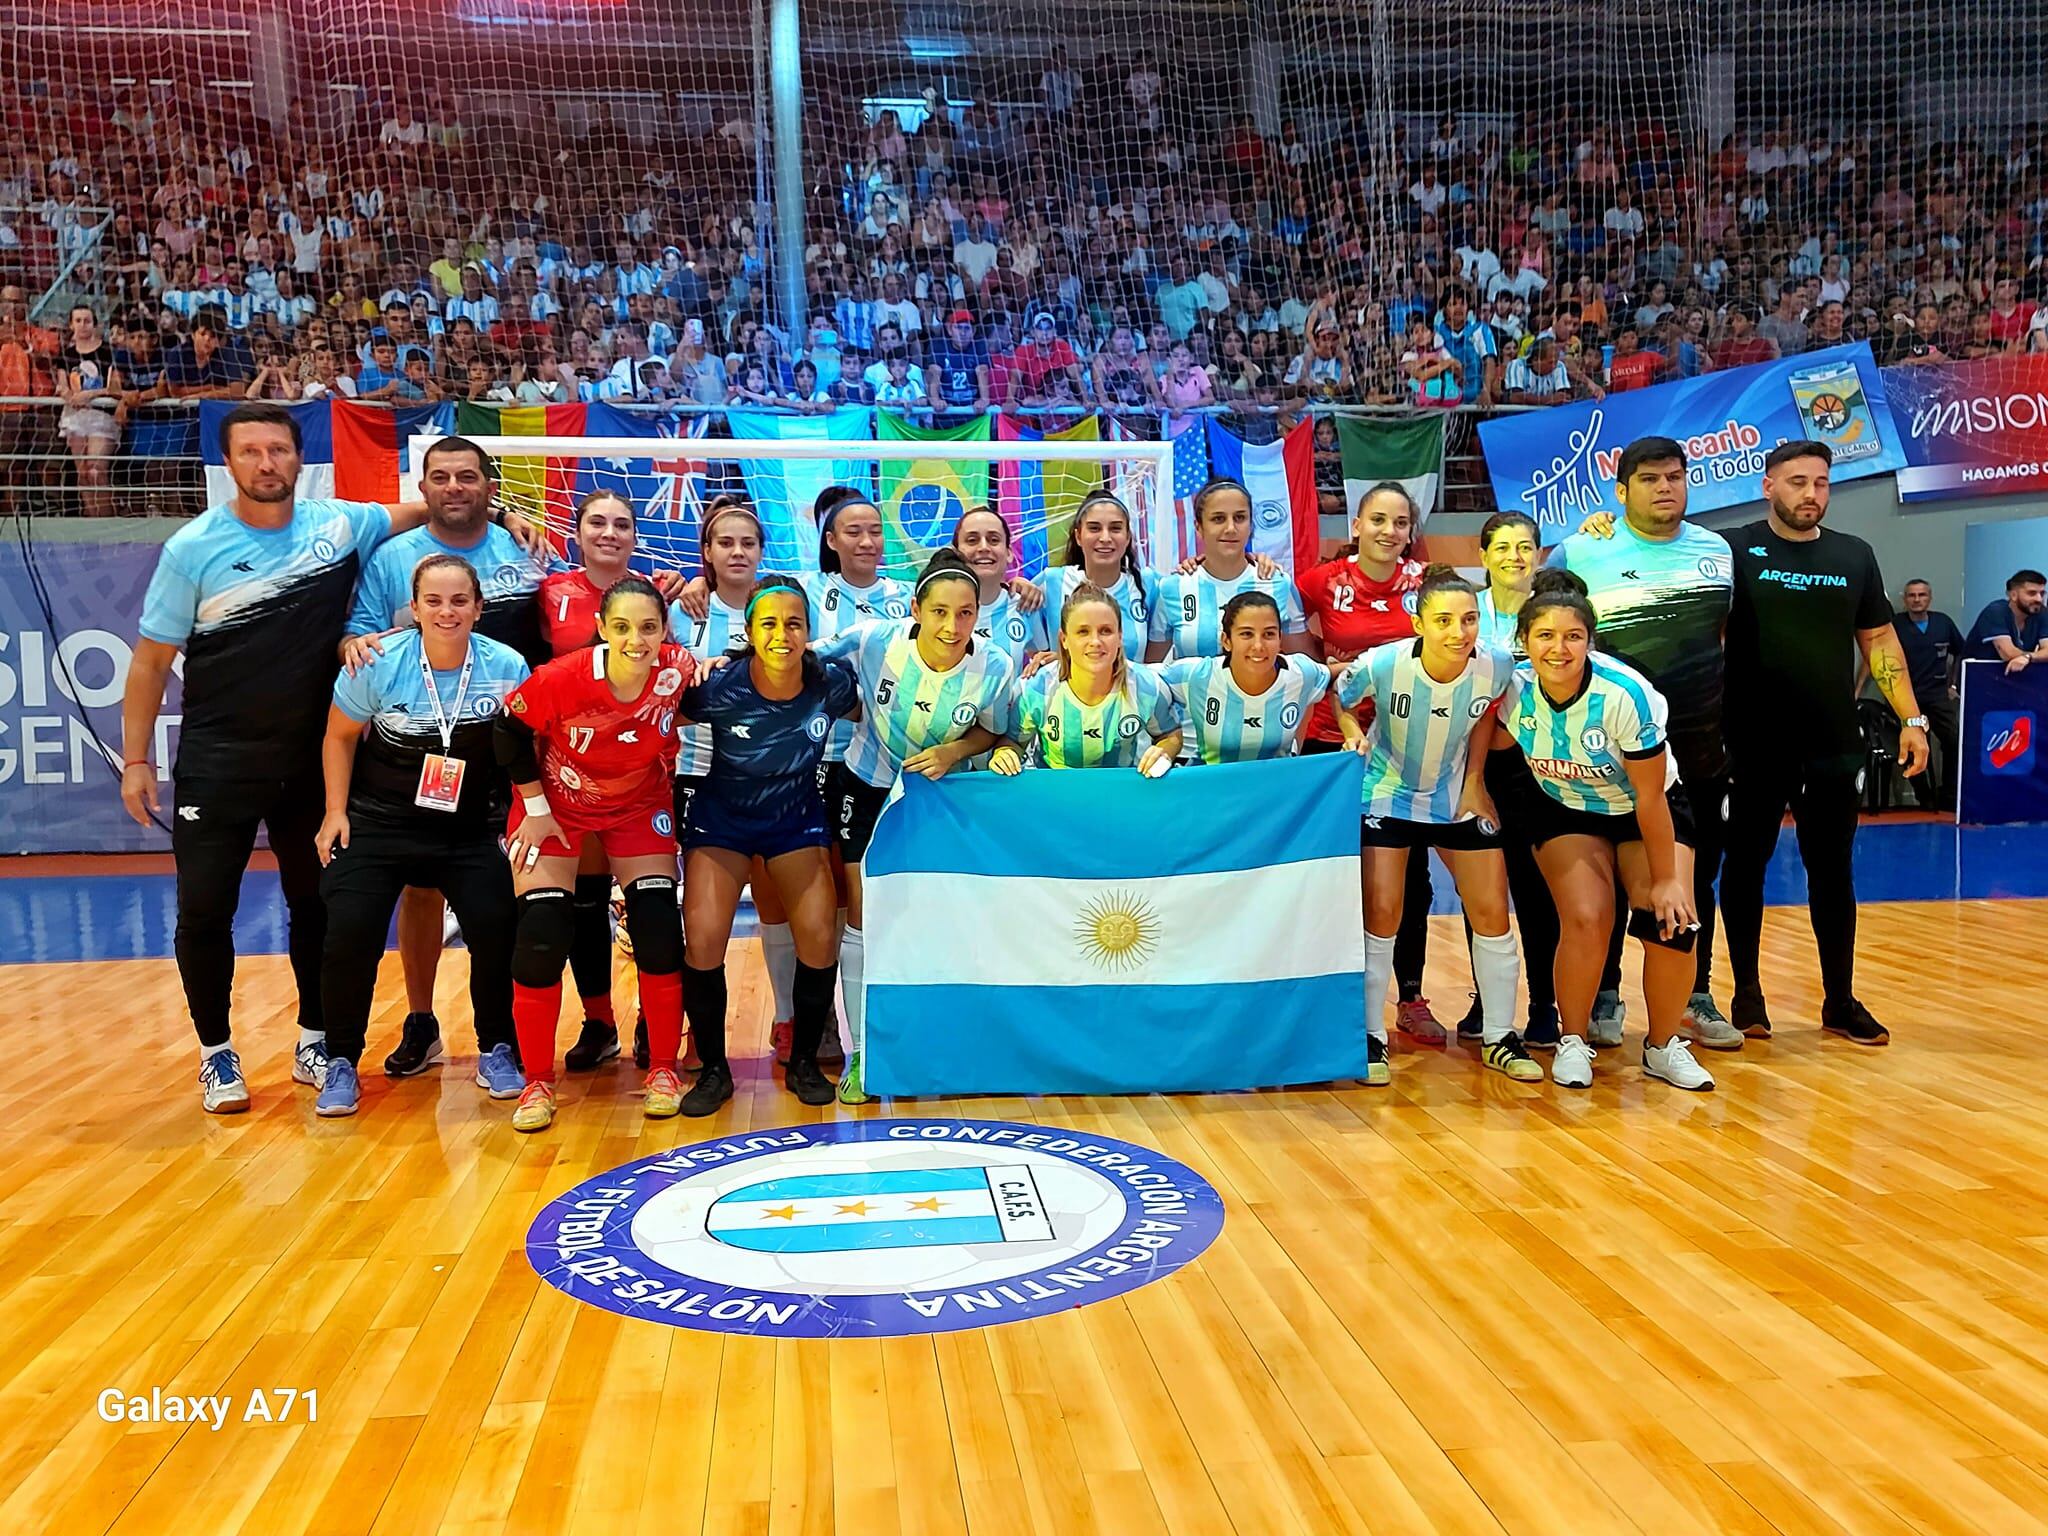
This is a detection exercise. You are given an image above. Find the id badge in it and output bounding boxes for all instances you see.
[415,754,466,812]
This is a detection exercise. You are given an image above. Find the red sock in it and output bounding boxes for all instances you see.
[581,991,616,1026]
[514,981,563,1085]
[641,970,683,1073]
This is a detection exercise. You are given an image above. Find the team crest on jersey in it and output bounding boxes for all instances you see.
[1699,556,1725,579]
[1469,699,1490,717]
[659,710,676,736]
[885,598,909,619]
[1581,727,1609,753]
[313,538,337,562]
[1007,616,1028,642]
[492,565,524,591]
[1280,702,1301,729]
[948,702,977,726]
[558,763,585,790]
[653,667,685,698]
[806,714,829,740]
[509,693,527,713]
[1117,715,1142,739]
[653,811,673,838]
[472,696,500,718]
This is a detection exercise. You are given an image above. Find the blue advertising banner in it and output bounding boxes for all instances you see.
[0,534,179,854]
[1477,342,1907,542]
[1959,659,2048,825]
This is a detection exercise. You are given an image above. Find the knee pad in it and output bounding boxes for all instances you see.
[1626,907,1698,953]
[623,875,683,975]
[513,888,576,987]
[573,872,612,910]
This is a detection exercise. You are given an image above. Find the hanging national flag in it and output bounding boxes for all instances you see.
[876,413,991,579]
[330,400,458,502]
[724,406,876,573]
[1163,416,1210,569]
[1203,417,1318,579]
[199,399,339,505]
[863,755,1368,1096]
[996,413,1103,578]
[1337,415,1444,523]
[451,400,590,535]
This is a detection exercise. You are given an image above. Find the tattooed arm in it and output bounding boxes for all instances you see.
[1858,623,1929,777]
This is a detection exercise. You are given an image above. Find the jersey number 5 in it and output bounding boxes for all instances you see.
[876,678,895,707]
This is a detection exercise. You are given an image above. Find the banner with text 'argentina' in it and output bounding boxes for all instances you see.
[1476,341,1906,542]
[862,754,1366,1096]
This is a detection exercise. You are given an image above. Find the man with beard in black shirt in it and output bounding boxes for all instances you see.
[1718,440,1929,1047]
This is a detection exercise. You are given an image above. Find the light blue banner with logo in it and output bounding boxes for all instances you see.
[860,754,1367,1096]
[1477,342,1907,542]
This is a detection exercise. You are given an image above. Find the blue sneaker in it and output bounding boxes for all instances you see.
[199,1049,250,1114]
[474,1043,524,1099]
[316,1058,360,1117]
[292,1036,332,1089]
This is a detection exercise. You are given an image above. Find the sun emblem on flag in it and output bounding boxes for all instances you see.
[1073,891,1160,972]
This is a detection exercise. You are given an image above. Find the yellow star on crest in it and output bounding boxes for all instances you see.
[907,1197,945,1213]
[761,1205,799,1221]
[835,1201,872,1216]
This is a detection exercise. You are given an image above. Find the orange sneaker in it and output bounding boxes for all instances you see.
[644,1067,684,1118]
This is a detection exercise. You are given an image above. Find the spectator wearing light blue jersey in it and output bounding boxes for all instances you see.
[1491,569,1715,1094]
[1432,284,1499,404]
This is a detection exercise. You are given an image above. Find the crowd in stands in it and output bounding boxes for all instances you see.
[7,56,2048,499]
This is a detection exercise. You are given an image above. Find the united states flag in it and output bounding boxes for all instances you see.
[1111,414,1208,571]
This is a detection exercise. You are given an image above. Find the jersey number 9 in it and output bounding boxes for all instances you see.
[1182,595,1197,623]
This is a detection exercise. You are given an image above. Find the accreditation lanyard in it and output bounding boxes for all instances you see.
[414,642,474,812]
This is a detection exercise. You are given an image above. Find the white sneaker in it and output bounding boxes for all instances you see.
[1552,1034,1595,1089]
[1644,1035,1716,1092]
[292,1037,331,1089]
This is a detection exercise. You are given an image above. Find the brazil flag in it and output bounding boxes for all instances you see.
[875,414,992,579]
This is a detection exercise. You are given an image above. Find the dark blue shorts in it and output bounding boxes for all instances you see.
[682,787,831,860]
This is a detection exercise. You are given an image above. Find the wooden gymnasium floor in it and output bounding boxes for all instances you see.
[4,900,2047,1536]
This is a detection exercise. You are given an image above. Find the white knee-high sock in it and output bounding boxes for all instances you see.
[760,921,796,1021]
[1471,929,1522,1045]
[839,925,866,1056]
[1363,931,1396,1045]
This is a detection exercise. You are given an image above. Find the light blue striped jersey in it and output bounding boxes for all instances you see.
[1337,640,1516,821]
[799,570,912,762]
[1157,656,1332,763]
[819,619,1018,788]
[972,586,1050,671]
[1147,565,1307,659]
[1037,566,1156,662]
[670,593,748,775]
[1498,654,1675,815]
[1014,665,1179,769]
[1476,590,1526,656]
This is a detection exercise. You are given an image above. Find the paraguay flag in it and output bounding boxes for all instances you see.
[862,754,1368,1096]
[1203,417,1319,579]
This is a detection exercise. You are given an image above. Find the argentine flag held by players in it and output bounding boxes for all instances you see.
[862,754,1368,1096]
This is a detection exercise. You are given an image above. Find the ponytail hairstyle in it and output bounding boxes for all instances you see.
[1060,488,1147,607]
[598,572,667,628]
[410,552,482,603]
[1517,566,1597,644]
[813,483,873,574]
[699,494,766,585]
[1477,509,1539,552]
[1055,580,1131,697]
[1415,561,1478,612]
[1340,479,1421,560]
[908,546,982,640]
[732,572,827,683]
[1191,476,1253,546]
[1219,590,1283,669]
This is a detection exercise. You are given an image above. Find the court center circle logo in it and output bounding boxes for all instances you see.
[526,1118,1225,1337]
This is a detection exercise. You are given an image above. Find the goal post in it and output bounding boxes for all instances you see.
[408,430,1181,583]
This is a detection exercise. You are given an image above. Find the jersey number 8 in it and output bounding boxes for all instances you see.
[1205,698,1221,726]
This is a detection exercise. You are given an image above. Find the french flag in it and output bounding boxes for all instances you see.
[1203,418,1320,580]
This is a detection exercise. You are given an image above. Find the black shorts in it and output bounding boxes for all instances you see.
[1360,814,1502,851]
[673,771,708,834]
[1512,779,1698,850]
[825,761,892,863]
[683,788,830,861]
